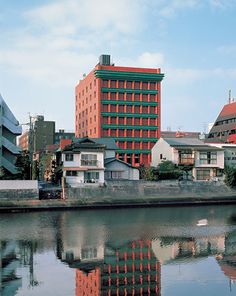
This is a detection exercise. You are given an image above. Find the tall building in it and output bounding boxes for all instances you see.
[207,93,236,143]
[18,115,55,153]
[0,94,22,175]
[75,55,164,166]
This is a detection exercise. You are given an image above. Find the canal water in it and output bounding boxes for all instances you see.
[1,205,236,296]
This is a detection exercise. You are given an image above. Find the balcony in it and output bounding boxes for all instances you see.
[178,158,195,166]
[80,160,100,167]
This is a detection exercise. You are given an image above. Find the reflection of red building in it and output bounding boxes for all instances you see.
[76,267,100,296]
[75,240,160,296]
[75,55,164,166]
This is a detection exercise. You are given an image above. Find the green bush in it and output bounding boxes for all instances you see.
[224,166,236,187]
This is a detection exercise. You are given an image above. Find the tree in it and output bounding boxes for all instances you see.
[32,160,39,180]
[224,166,236,187]
[139,164,156,181]
[156,160,182,180]
[15,150,31,179]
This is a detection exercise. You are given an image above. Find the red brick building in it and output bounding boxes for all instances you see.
[75,55,164,166]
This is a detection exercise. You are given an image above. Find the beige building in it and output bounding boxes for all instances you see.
[151,137,224,181]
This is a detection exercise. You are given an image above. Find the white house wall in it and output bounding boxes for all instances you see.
[63,152,104,168]
[194,150,224,169]
[105,161,139,180]
[151,138,174,167]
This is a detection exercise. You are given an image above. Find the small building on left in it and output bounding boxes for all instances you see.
[0,94,22,176]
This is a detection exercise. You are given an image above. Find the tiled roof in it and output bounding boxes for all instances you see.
[104,157,133,167]
[219,101,236,117]
[164,137,206,146]
[163,137,222,150]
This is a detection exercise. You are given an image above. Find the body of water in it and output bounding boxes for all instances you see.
[1,205,236,295]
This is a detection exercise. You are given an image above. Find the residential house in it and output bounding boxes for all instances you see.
[105,158,139,180]
[151,137,224,181]
[208,143,236,167]
[61,137,139,185]
[62,137,106,186]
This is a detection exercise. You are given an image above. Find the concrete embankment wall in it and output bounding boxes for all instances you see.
[65,180,236,202]
[0,180,38,199]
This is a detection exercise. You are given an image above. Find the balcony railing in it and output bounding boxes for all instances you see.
[178,158,195,165]
[81,160,99,166]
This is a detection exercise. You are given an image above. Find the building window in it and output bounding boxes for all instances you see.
[118,154,125,161]
[105,171,122,179]
[134,94,140,101]
[179,150,194,165]
[134,154,140,164]
[84,172,99,182]
[110,80,116,88]
[81,154,97,166]
[126,93,132,101]
[196,169,211,180]
[81,247,97,260]
[65,154,73,161]
[199,152,217,164]
[142,94,148,102]
[150,82,156,90]
[111,92,116,100]
[127,118,132,125]
[66,170,77,176]
[127,81,132,88]
[142,82,148,90]
[119,105,125,112]
[127,154,132,164]
[102,80,108,87]
[119,81,125,88]
[119,117,124,124]
[134,81,140,89]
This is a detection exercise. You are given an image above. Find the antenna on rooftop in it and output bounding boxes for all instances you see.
[229,89,232,104]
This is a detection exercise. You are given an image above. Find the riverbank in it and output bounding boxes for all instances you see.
[1,180,236,212]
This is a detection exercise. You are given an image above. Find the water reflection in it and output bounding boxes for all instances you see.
[0,205,236,295]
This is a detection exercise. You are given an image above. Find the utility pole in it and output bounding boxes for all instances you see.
[28,114,34,180]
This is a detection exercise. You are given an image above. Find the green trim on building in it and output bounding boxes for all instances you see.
[112,137,158,142]
[117,149,151,154]
[94,69,164,82]
[101,87,158,95]
[102,124,158,130]
[101,112,158,118]
[101,100,158,106]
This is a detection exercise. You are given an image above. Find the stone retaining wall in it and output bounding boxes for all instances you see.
[0,180,38,199]
[65,180,235,201]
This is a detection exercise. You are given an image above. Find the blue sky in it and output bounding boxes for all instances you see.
[1,0,236,133]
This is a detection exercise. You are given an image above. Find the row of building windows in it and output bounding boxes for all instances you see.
[102,92,157,102]
[215,117,236,126]
[77,128,97,138]
[102,105,157,113]
[208,129,236,138]
[102,80,157,90]
[117,141,152,150]
[76,100,97,111]
[102,129,158,138]
[77,114,97,123]
[77,80,96,99]
[102,117,156,125]
[118,153,150,165]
